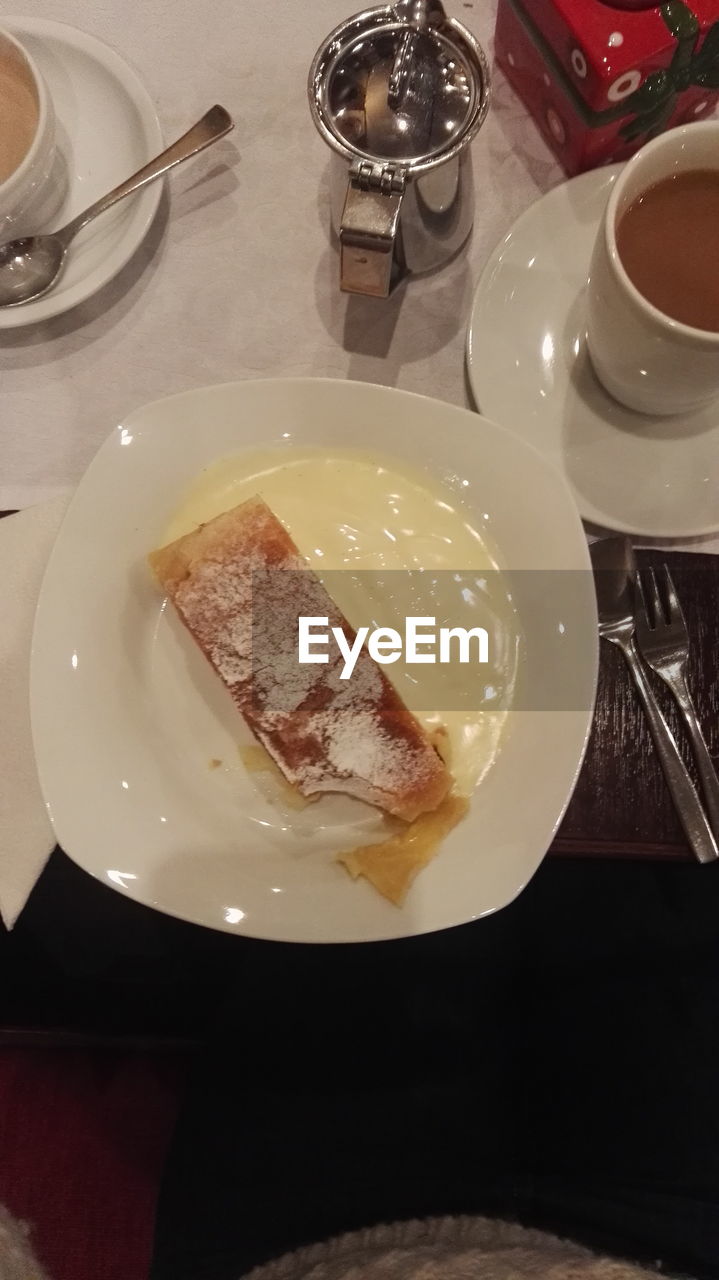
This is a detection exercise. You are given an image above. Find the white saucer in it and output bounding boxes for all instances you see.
[0,18,162,329]
[466,166,719,539]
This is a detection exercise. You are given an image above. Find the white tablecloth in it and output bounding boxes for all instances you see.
[2,0,718,928]
[0,0,563,510]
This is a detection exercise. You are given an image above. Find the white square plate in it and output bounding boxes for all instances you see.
[30,378,598,942]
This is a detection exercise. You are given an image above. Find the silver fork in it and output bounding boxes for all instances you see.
[635,565,719,839]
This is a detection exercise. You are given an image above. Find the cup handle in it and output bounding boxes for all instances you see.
[339,170,405,298]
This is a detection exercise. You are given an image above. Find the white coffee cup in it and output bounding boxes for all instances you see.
[587,121,719,417]
[0,28,57,238]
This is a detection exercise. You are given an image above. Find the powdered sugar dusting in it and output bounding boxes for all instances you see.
[312,707,433,792]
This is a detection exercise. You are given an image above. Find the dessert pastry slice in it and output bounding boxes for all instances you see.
[149,495,451,822]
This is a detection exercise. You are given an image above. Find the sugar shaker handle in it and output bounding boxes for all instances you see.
[339,163,407,298]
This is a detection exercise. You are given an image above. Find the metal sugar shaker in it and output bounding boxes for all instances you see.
[308,0,490,298]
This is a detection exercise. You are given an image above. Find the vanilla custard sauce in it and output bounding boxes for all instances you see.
[163,448,519,796]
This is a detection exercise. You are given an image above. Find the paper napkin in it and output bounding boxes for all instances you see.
[0,495,70,929]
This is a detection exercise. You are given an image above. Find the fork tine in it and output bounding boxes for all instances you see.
[634,570,650,629]
[662,565,687,631]
[642,566,663,629]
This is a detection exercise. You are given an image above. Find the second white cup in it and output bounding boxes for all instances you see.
[0,27,57,239]
[586,121,719,417]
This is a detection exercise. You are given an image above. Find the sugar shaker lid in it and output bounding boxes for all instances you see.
[308,1,490,173]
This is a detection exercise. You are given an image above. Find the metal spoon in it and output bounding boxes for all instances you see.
[388,0,445,112]
[0,104,234,307]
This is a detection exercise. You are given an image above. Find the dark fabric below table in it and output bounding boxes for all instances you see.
[150,858,719,1280]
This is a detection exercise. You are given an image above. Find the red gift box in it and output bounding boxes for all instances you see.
[495,0,719,174]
